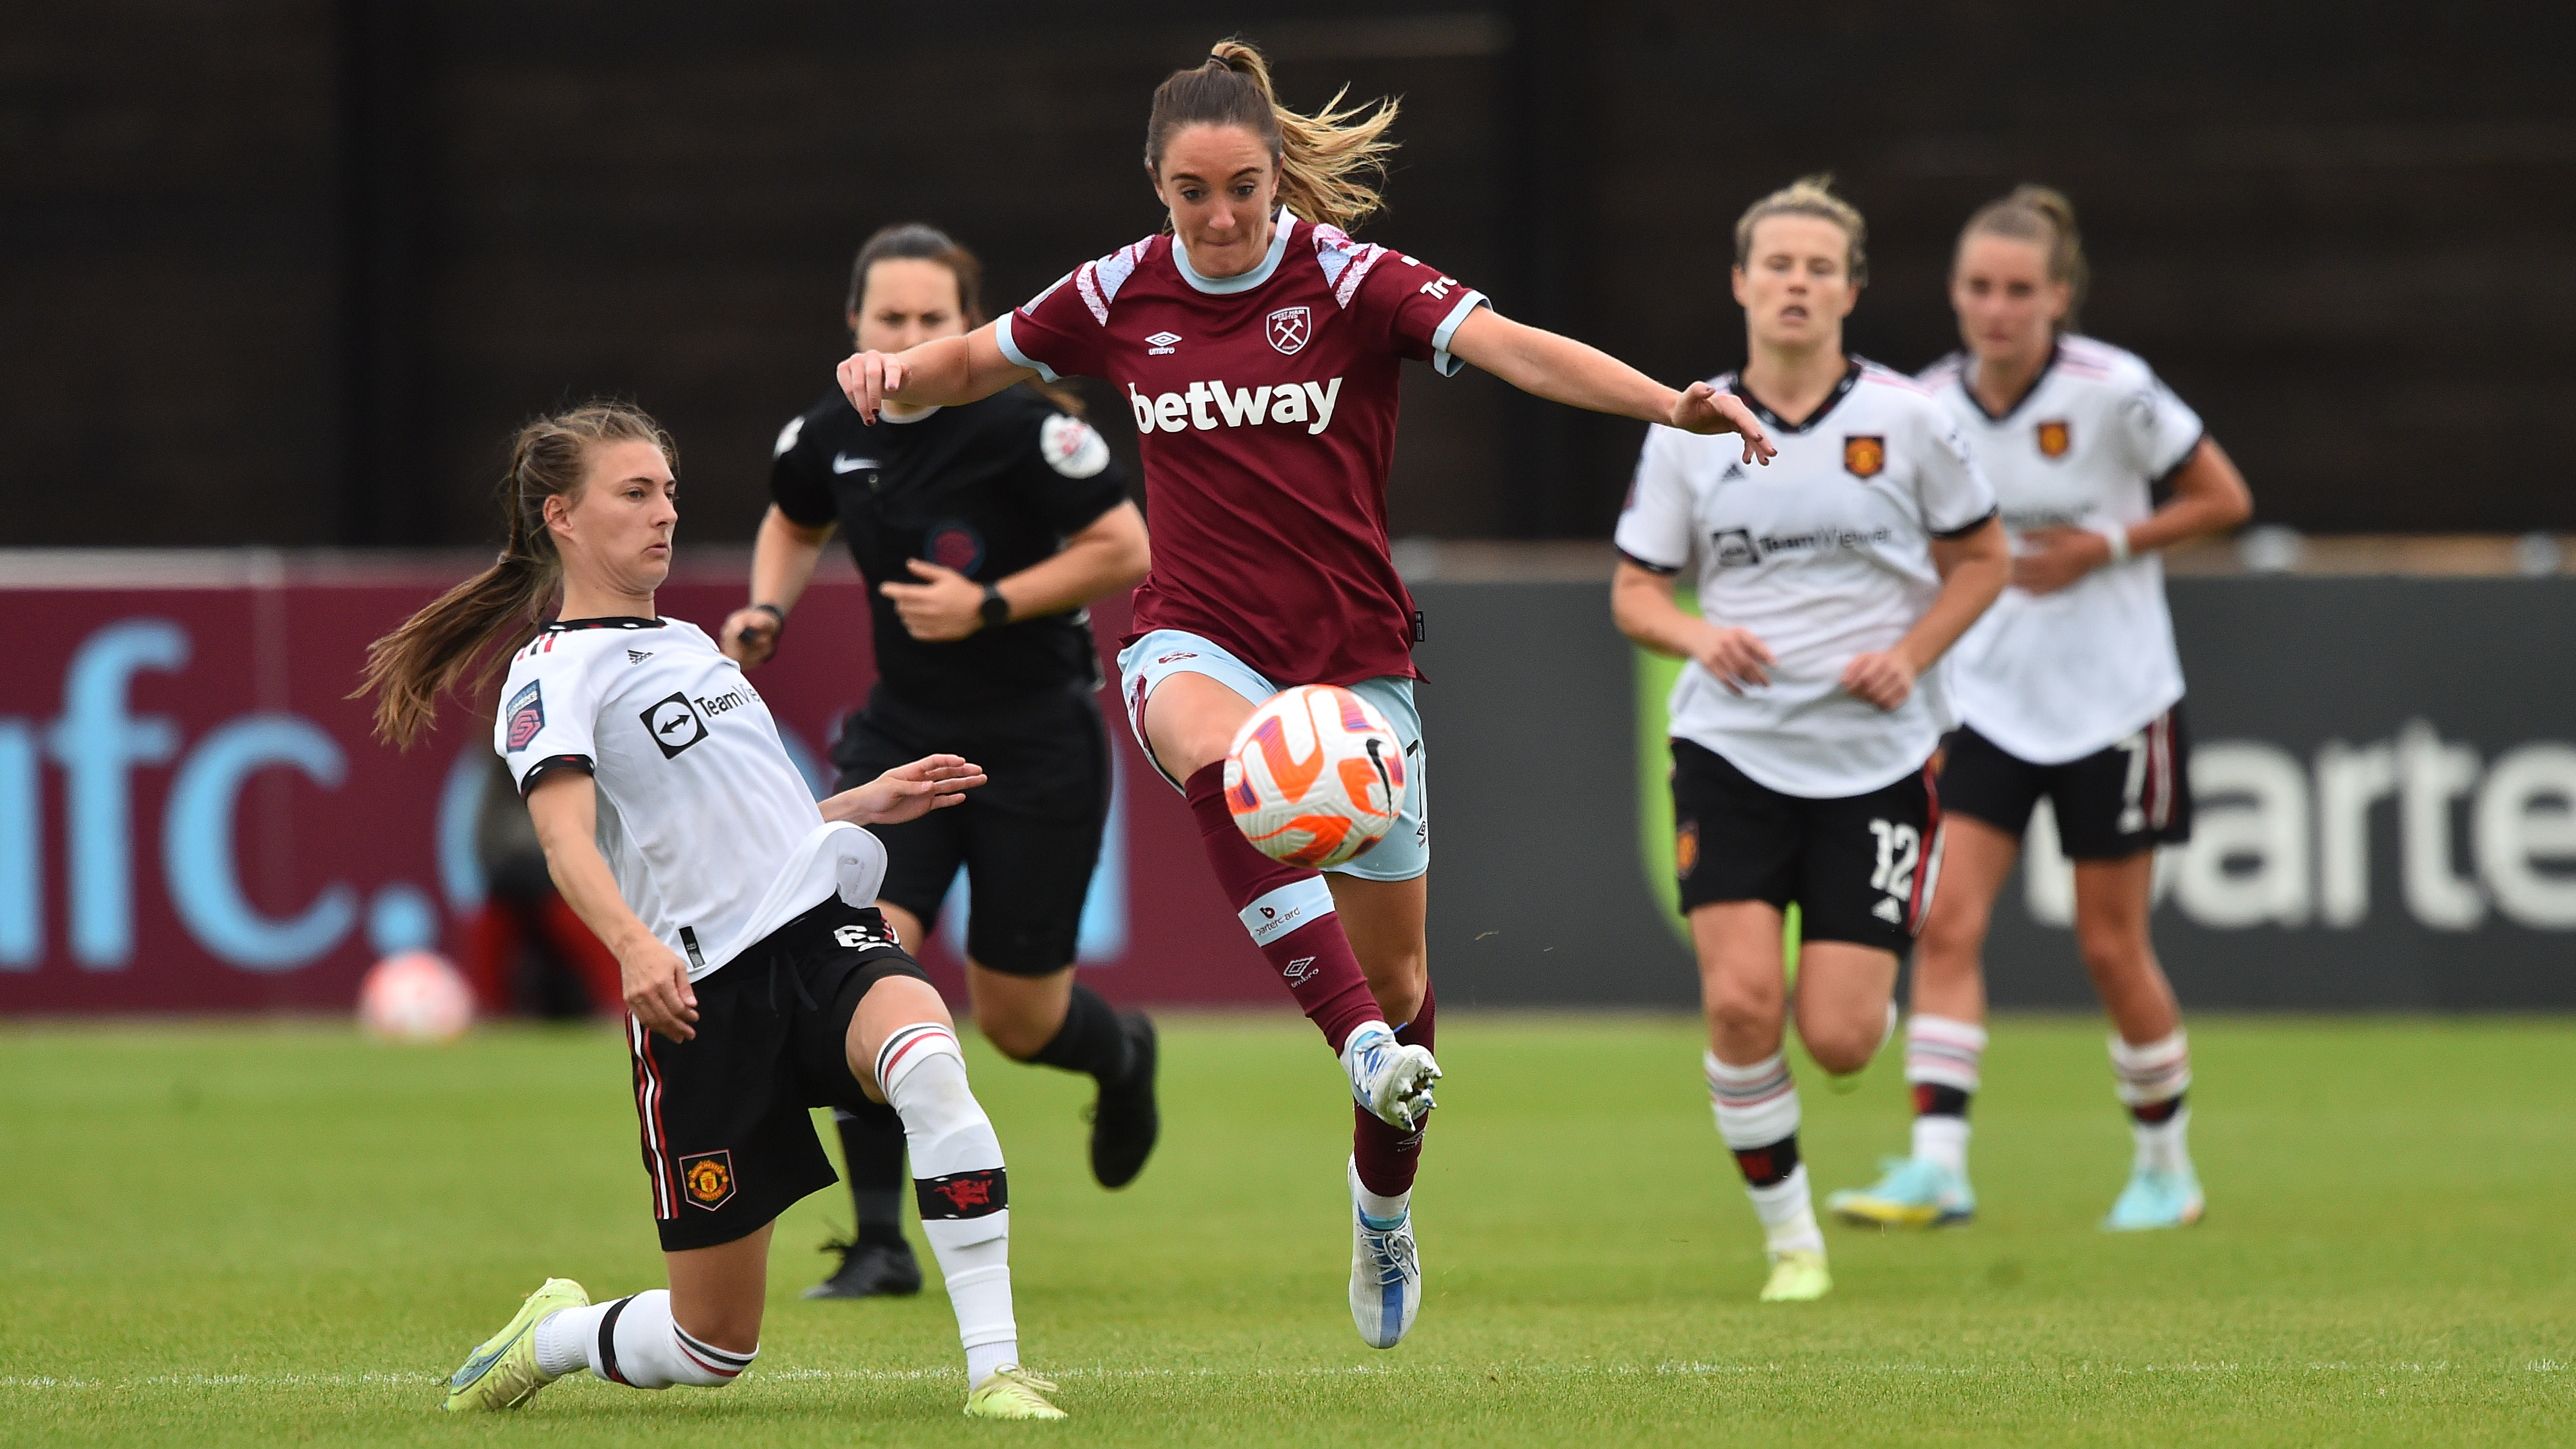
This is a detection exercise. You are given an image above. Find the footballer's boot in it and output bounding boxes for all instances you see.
[1342,1022,1440,1131]
[2102,1163,2205,1231]
[962,1365,1068,1420]
[443,1277,589,1411]
[1087,1012,1160,1189]
[1348,1157,1422,1349]
[805,1234,923,1299]
[1758,1249,1832,1303]
[1828,1156,1977,1228]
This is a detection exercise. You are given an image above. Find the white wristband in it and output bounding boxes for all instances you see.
[2092,522,2132,564]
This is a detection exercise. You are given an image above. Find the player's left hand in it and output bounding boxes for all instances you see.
[825,754,987,826]
[1841,649,1918,711]
[1669,383,1777,465]
[880,560,986,641]
[2012,527,2113,595]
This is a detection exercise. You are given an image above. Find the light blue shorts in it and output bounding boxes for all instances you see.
[1116,629,1428,882]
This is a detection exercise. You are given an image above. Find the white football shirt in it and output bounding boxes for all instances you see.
[1923,337,2204,764]
[493,616,884,981]
[1616,360,1998,798]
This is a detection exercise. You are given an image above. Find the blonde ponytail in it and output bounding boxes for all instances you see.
[1961,184,2089,332]
[354,402,675,748]
[1146,38,1400,232]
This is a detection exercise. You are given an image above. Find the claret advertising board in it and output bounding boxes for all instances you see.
[3,563,2570,1013]
[0,559,1266,1013]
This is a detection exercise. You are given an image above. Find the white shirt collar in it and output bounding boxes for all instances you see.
[1174,207,1295,295]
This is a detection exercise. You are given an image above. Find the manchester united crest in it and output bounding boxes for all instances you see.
[1843,435,1887,478]
[2036,419,2072,458]
[677,1150,735,1210]
[1266,305,1312,356]
[1675,819,1700,880]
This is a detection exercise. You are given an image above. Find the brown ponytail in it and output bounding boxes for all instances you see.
[1144,38,1399,232]
[1960,184,2089,333]
[355,402,676,748]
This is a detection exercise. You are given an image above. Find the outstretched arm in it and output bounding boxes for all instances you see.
[1447,309,1777,465]
[526,772,698,1041]
[837,323,1036,423]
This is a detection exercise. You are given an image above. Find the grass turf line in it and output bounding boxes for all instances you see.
[3,1016,2570,1447]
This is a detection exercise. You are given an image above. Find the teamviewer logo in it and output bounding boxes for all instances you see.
[641,692,707,758]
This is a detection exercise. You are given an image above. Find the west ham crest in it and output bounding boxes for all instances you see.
[1266,306,1312,356]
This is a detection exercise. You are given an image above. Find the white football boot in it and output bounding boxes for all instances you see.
[1347,1156,1421,1348]
[1342,1022,1439,1130]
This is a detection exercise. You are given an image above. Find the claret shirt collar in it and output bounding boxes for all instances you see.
[1174,207,1296,295]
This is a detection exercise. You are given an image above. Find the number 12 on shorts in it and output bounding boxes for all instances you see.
[1868,818,1921,924]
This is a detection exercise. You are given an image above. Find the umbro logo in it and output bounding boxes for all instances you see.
[1145,331,1181,355]
[831,454,877,474]
[1283,956,1319,985]
[627,649,653,664]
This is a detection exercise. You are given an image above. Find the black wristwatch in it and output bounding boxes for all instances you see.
[978,584,1011,631]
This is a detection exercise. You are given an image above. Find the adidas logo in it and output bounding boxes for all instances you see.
[627,649,654,664]
[1722,462,1747,482]
[1873,896,1903,924]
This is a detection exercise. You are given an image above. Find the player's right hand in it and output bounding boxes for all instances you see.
[1696,624,1775,694]
[620,938,699,1042]
[719,607,780,666]
[836,348,912,425]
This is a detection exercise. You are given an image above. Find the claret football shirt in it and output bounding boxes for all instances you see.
[995,207,1488,687]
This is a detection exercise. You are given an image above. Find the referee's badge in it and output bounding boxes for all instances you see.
[1266,305,1312,355]
[1842,435,1886,478]
[2036,419,2072,458]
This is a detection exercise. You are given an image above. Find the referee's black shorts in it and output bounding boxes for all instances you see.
[625,896,929,1252]
[830,685,1112,977]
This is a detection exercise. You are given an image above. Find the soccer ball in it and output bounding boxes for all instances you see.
[1224,684,1407,868]
[358,950,474,1044]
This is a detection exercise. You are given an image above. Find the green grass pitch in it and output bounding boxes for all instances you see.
[5,1015,2570,1447]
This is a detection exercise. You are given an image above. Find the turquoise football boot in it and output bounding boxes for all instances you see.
[2102,1164,2204,1231]
[1827,1157,1976,1228]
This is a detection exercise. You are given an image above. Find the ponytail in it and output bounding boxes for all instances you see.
[1145,38,1400,232]
[355,402,675,748]
[1960,184,2089,333]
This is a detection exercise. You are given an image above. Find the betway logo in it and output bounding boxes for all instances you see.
[1129,379,1342,437]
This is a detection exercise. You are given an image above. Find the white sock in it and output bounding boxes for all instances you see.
[1704,1049,1800,1147]
[2134,1104,2193,1174]
[1747,1165,1825,1258]
[1912,1114,1971,1175]
[535,1290,751,1389]
[877,1023,1020,1383]
[2108,1028,2191,1107]
[1354,1175,1411,1226]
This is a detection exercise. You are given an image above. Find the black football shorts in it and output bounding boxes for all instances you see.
[624,896,929,1252]
[1938,704,2193,861]
[1669,738,1941,956]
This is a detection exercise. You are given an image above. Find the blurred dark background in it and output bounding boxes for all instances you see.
[5,1,2566,549]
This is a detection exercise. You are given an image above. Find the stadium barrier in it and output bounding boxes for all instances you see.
[2,555,2568,1013]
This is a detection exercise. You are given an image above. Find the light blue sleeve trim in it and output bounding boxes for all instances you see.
[992,312,1060,383]
[1428,290,1490,377]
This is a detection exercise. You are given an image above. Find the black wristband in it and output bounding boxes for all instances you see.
[978,584,1011,630]
[750,602,787,636]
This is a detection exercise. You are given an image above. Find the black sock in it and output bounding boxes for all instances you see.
[1732,1133,1801,1188]
[2131,1091,2185,1126]
[1913,1083,1971,1119]
[835,1101,908,1246]
[1030,982,1133,1082]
